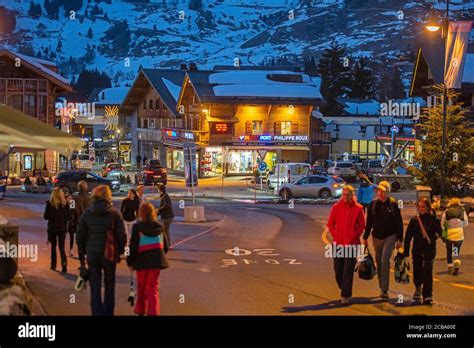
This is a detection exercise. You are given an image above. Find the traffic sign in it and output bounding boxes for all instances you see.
[257,149,268,160]
[258,162,268,172]
[391,125,399,134]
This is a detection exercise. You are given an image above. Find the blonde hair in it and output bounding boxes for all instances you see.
[343,185,355,194]
[91,185,112,203]
[139,203,158,223]
[448,197,461,207]
[49,187,66,209]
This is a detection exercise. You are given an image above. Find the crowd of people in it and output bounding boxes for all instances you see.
[44,181,173,316]
[327,180,469,306]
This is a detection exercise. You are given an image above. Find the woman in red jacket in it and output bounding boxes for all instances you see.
[327,185,366,305]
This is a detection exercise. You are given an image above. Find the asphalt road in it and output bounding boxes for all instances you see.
[2,185,474,316]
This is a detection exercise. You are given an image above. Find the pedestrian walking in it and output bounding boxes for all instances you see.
[44,187,70,273]
[441,198,468,275]
[136,185,147,205]
[327,185,366,305]
[356,174,376,212]
[136,154,142,169]
[127,203,169,315]
[75,181,92,217]
[403,197,441,305]
[156,184,174,252]
[66,194,77,257]
[362,181,403,301]
[121,189,140,241]
[76,185,126,316]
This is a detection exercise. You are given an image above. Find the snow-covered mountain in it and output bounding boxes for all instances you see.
[2,0,474,85]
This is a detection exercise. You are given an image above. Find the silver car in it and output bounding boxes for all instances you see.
[277,175,346,200]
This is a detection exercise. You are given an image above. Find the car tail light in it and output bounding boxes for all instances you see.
[53,178,59,183]
[145,170,154,174]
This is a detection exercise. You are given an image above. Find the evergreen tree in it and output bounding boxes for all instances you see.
[86,27,93,38]
[104,20,131,56]
[74,68,111,100]
[390,66,405,99]
[318,41,350,114]
[348,58,375,99]
[189,0,202,10]
[413,86,474,196]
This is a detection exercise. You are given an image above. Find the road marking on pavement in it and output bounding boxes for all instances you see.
[170,216,228,249]
[450,283,474,291]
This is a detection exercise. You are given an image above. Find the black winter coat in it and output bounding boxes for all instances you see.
[121,198,140,222]
[44,201,70,238]
[127,221,169,270]
[157,193,174,219]
[403,213,442,257]
[76,200,126,264]
[363,197,403,241]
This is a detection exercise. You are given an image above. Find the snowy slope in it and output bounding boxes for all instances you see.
[2,0,474,86]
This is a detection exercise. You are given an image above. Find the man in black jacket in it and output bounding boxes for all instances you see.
[76,185,126,316]
[363,181,403,300]
[156,184,174,251]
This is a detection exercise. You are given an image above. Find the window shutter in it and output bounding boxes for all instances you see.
[245,121,252,135]
[291,123,298,134]
[274,121,281,135]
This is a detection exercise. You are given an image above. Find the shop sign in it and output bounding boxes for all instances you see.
[236,135,309,143]
[164,129,178,139]
[183,132,194,140]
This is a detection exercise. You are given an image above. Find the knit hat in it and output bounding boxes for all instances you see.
[377,181,391,193]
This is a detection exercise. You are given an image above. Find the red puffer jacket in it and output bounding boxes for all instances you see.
[327,199,366,245]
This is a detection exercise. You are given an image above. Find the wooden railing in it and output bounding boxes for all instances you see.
[0,78,48,93]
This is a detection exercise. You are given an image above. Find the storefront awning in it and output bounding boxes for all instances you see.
[0,105,85,156]
[206,115,239,123]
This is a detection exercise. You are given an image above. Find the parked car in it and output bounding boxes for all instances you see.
[327,161,357,181]
[101,162,124,178]
[360,159,384,178]
[135,160,167,185]
[71,153,93,171]
[277,175,346,200]
[267,162,311,189]
[311,165,327,175]
[54,171,120,194]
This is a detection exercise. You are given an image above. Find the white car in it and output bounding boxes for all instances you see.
[277,175,345,200]
[267,162,311,189]
[327,161,357,181]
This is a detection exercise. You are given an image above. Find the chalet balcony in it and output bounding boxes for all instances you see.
[0,78,49,93]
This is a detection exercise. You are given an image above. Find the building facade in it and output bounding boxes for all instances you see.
[174,70,325,176]
[0,49,72,177]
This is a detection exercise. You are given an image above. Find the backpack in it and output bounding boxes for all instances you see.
[355,247,377,280]
[394,251,410,284]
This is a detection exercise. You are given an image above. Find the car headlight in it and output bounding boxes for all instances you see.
[111,180,120,185]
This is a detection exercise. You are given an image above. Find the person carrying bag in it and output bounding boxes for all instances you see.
[76,185,126,316]
[403,197,441,305]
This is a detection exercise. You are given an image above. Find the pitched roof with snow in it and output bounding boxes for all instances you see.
[336,98,381,116]
[184,70,324,105]
[0,49,71,92]
[94,87,130,106]
[121,69,186,117]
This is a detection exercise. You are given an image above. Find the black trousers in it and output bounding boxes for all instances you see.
[88,257,117,316]
[412,245,436,298]
[50,232,67,270]
[446,240,463,265]
[333,257,357,298]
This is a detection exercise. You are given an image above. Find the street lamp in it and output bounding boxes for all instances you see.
[116,129,121,163]
[425,1,449,198]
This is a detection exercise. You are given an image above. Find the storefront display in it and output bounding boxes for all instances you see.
[202,147,223,176]
[228,150,254,174]
[167,148,184,171]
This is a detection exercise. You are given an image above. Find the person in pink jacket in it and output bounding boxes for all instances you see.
[327,185,366,305]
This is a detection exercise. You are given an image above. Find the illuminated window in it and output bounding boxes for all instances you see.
[252,121,263,135]
[281,121,292,135]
